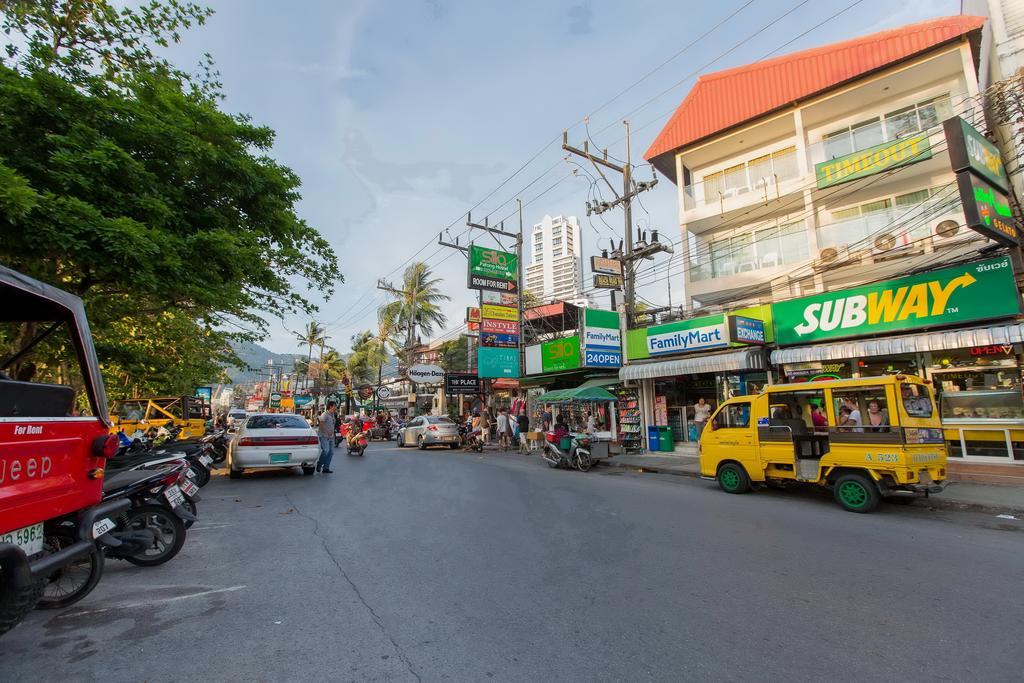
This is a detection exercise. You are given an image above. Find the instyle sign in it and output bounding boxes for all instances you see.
[468,245,517,282]
[590,256,623,275]
[647,318,729,356]
[407,364,446,384]
[815,133,931,189]
[469,274,518,293]
[481,303,518,321]
[477,347,520,378]
[728,316,766,345]
[772,256,1020,345]
[481,319,519,335]
[944,116,1009,192]
[445,373,482,394]
[957,172,1018,246]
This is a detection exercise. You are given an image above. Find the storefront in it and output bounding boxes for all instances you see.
[620,306,773,447]
[771,256,1024,464]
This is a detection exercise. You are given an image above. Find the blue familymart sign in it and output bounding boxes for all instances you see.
[646,317,729,356]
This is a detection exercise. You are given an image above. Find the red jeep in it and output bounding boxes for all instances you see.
[0,265,127,635]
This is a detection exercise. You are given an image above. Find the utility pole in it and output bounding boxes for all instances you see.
[562,121,666,327]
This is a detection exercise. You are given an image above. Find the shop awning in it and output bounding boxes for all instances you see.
[541,385,618,403]
[619,348,769,381]
[491,378,520,390]
[770,322,1024,364]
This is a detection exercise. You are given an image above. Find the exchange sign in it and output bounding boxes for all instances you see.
[772,256,1020,345]
[469,245,517,282]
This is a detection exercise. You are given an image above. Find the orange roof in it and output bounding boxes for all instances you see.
[645,15,985,179]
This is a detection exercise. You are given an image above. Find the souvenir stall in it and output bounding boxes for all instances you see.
[537,385,620,460]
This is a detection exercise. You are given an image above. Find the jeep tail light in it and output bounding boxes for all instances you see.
[93,433,120,458]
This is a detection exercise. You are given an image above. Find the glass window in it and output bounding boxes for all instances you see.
[246,415,309,429]
[703,170,724,201]
[885,105,919,139]
[778,221,808,263]
[755,226,780,267]
[769,389,828,432]
[824,130,852,159]
[0,319,94,417]
[861,198,892,214]
[851,118,884,150]
[710,238,733,278]
[748,154,773,188]
[834,387,890,433]
[895,189,931,207]
[772,146,799,180]
[714,402,750,428]
[935,368,1024,420]
[427,417,454,424]
[732,234,755,269]
[831,206,862,221]
[899,383,933,418]
[917,95,952,131]
[723,163,747,193]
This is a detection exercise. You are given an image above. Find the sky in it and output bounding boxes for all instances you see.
[167,0,962,354]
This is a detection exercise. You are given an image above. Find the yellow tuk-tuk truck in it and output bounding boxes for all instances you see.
[109,395,210,439]
[699,375,947,513]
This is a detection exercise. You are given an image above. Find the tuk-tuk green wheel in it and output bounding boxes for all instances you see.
[717,463,750,494]
[833,473,880,513]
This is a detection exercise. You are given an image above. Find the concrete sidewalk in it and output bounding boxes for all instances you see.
[603,453,1024,515]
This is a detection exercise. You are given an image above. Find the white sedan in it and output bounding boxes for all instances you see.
[228,413,321,478]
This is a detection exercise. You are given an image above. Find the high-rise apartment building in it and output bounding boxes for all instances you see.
[524,215,591,307]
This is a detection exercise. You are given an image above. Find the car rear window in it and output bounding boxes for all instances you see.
[427,417,454,424]
[246,415,308,429]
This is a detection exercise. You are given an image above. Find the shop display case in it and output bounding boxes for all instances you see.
[615,387,643,453]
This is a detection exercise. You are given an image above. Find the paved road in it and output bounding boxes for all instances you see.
[2,445,1022,681]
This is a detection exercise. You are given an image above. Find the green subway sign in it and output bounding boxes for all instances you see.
[773,257,1020,345]
[815,133,931,189]
[469,245,517,282]
[944,116,1009,192]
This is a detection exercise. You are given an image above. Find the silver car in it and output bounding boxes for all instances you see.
[398,416,461,449]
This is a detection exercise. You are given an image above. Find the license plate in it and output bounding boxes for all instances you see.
[199,454,213,466]
[1,522,44,556]
[269,453,290,463]
[919,470,934,485]
[92,517,116,539]
[180,479,199,497]
[164,484,185,507]
[185,468,197,479]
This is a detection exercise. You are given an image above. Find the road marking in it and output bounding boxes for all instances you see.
[58,585,247,618]
[190,523,235,530]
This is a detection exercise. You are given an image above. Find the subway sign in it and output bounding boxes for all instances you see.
[773,256,1020,345]
[944,116,1009,192]
[815,133,931,189]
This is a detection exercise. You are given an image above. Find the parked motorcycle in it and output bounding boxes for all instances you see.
[542,432,593,472]
[113,428,215,487]
[463,428,484,453]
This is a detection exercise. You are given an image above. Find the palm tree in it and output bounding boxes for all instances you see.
[320,349,347,392]
[378,262,450,364]
[295,321,327,391]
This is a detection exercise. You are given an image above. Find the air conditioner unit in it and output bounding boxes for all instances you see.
[872,231,911,255]
[931,215,963,242]
[816,245,846,264]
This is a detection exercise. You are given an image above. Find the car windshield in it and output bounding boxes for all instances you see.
[427,417,454,424]
[246,415,308,429]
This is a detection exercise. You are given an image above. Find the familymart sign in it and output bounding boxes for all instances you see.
[773,257,1020,345]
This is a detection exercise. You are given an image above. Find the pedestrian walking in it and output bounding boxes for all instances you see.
[516,408,530,454]
[496,408,511,450]
[316,401,338,473]
[480,409,491,445]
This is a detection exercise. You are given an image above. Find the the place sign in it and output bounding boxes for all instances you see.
[944,116,1009,192]
[956,171,1018,246]
[815,133,932,189]
[469,274,518,293]
[468,245,517,282]
[593,273,625,289]
[445,373,482,394]
[590,255,623,275]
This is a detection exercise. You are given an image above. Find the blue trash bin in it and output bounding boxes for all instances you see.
[647,425,660,452]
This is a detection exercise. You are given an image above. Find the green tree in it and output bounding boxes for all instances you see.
[378,262,449,363]
[438,335,470,372]
[0,2,340,397]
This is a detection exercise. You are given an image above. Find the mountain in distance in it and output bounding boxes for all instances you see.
[227,341,304,384]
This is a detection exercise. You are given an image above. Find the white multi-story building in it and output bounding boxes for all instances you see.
[524,215,591,307]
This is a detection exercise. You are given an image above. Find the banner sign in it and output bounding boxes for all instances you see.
[590,256,623,275]
[357,385,374,400]
[194,386,212,402]
[468,321,480,332]
[469,245,517,282]
[647,317,729,356]
[728,316,766,345]
[582,308,622,368]
[540,335,581,373]
[593,273,625,289]
[481,290,519,306]
[469,274,518,293]
[478,347,520,378]
[956,172,1018,246]
[944,116,1009,192]
[445,373,482,394]
[407,364,446,384]
[481,303,519,321]
[466,307,481,323]
[481,332,519,348]
[294,394,313,407]
[482,319,519,335]
[815,133,931,189]
[772,256,1020,345]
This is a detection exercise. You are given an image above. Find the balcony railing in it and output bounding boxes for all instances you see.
[816,203,963,251]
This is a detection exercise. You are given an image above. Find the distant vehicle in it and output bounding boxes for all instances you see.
[397,416,461,449]
[228,413,320,478]
[226,408,248,429]
[109,395,210,439]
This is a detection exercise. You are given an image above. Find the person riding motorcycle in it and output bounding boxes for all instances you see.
[346,414,365,450]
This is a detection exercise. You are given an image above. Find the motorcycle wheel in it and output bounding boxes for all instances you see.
[36,534,104,609]
[121,504,187,567]
[188,462,210,488]
[573,450,593,472]
[0,569,44,636]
